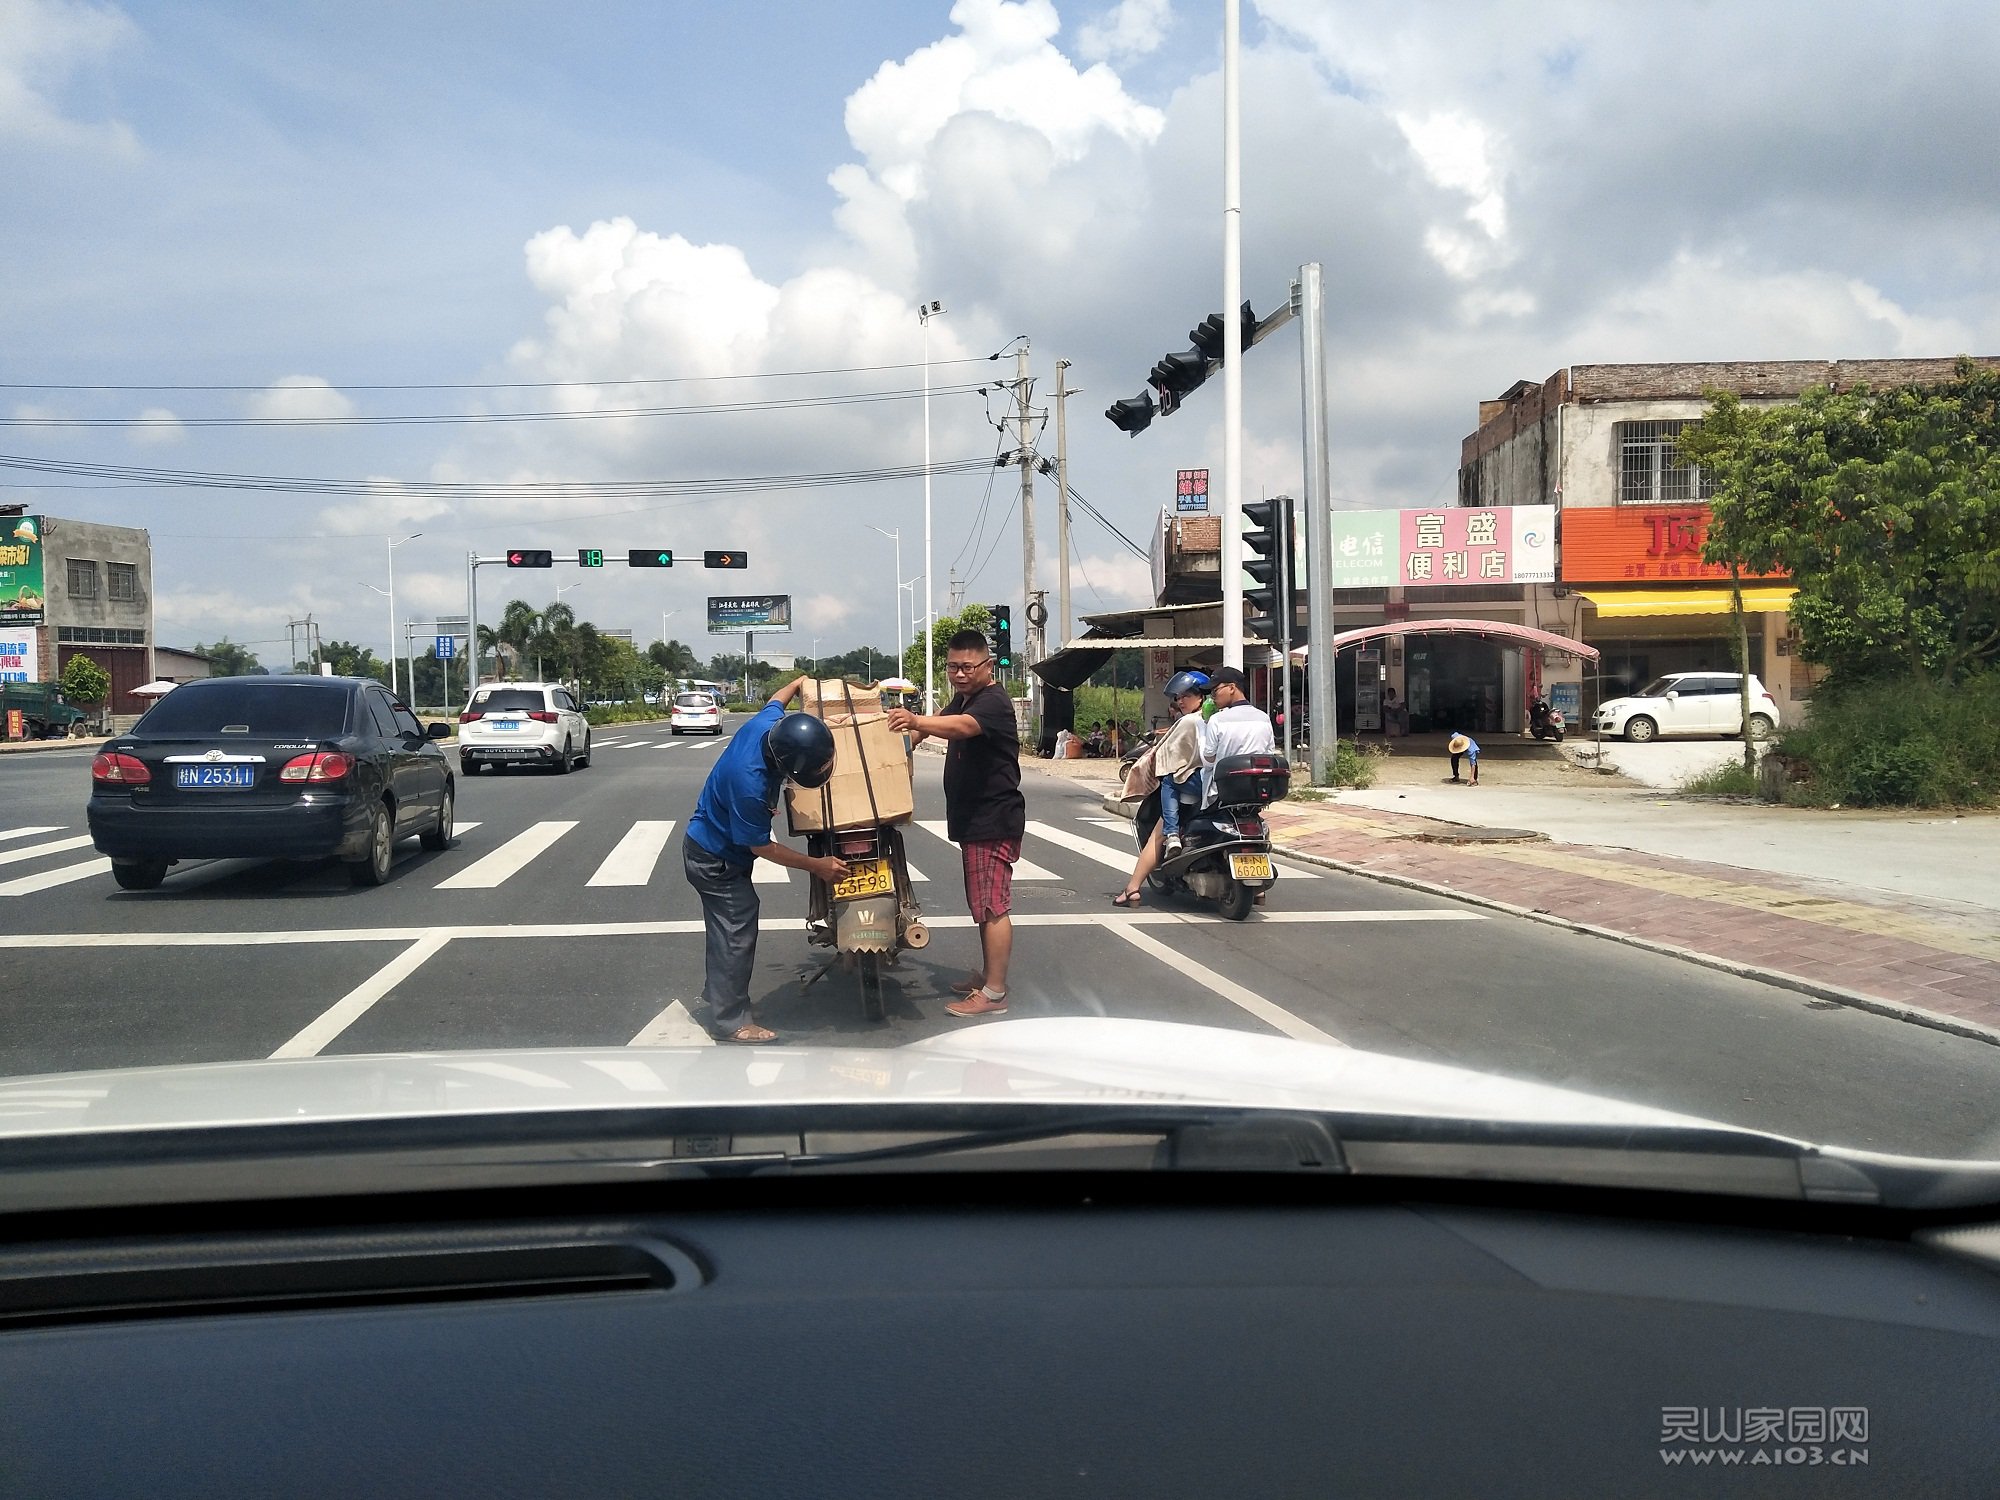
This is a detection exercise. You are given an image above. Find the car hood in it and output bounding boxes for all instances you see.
[1595,696,1638,715]
[0,1018,1743,1141]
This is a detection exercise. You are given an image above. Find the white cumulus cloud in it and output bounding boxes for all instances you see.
[1076,0,1171,63]
[248,375,356,421]
[0,0,138,153]
[128,406,182,445]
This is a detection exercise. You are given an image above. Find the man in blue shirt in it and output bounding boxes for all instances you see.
[1448,731,1480,784]
[683,675,847,1043]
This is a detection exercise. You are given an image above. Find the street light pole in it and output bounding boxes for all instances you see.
[868,525,904,669]
[386,533,422,698]
[919,299,945,712]
[1220,0,1244,673]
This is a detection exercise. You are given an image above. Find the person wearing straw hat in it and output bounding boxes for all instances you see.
[1448,731,1480,784]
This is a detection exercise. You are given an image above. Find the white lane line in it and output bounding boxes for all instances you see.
[0,833,95,869]
[270,933,452,1059]
[914,820,1058,880]
[453,821,482,836]
[629,999,714,1047]
[592,739,631,748]
[0,857,112,896]
[752,860,791,884]
[11,908,1481,947]
[434,820,576,889]
[904,861,928,883]
[1107,921,1344,1046]
[0,826,63,844]
[1021,820,1135,872]
[650,741,681,750]
[587,820,677,887]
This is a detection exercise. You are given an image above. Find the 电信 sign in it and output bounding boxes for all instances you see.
[1328,506,1555,589]
[707,595,792,634]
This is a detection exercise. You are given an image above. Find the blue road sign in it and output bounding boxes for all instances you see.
[436,635,455,659]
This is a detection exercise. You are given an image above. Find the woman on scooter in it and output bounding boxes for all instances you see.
[1113,670,1211,907]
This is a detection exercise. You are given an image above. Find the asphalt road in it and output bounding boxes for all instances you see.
[4,718,1998,1158]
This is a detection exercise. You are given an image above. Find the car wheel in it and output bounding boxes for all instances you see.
[578,733,591,769]
[112,858,169,891]
[554,737,573,774]
[1746,714,1774,742]
[1624,715,1658,743]
[421,785,453,851]
[349,801,395,887]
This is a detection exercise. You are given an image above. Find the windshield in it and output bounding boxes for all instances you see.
[5,1,2000,1216]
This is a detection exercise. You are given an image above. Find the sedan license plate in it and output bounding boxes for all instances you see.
[832,858,894,900]
[1229,852,1274,882]
[175,765,258,789]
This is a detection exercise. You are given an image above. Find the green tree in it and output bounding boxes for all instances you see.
[902,603,994,700]
[297,640,388,683]
[192,638,264,677]
[60,653,111,705]
[1682,362,2000,688]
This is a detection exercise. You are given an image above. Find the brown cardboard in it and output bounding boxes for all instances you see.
[799,677,883,723]
[784,682,914,832]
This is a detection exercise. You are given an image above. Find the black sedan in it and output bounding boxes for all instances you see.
[87,675,455,891]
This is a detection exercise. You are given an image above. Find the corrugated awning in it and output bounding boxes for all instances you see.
[1581,586,1797,618]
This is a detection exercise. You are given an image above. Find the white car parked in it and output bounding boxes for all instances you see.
[670,692,723,736]
[457,683,592,773]
[1592,672,1782,743]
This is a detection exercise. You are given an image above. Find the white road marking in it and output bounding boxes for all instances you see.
[587,820,677,887]
[904,861,928,882]
[270,932,452,1059]
[628,999,714,1047]
[434,820,576,889]
[453,821,481,836]
[592,739,630,748]
[1082,817,1130,829]
[914,820,1058,880]
[650,741,680,750]
[1106,921,1344,1046]
[752,860,791,884]
[1020,820,1135,872]
[0,857,112,896]
[0,833,95,869]
[10,909,1480,947]
[0,826,63,844]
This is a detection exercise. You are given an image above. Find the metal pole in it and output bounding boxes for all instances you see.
[1016,344,1037,713]
[1054,359,1072,652]
[1297,263,1337,785]
[467,553,480,691]
[1282,497,1295,766]
[921,302,941,713]
[1220,0,1244,673]
[385,537,398,698]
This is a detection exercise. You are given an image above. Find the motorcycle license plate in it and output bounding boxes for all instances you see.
[1229,853,1274,882]
[833,858,894,900]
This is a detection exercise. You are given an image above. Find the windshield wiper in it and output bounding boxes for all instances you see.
[784,1110,1347,1175]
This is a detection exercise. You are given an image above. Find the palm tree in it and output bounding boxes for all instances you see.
[535,601,576,686]
[496,600,542,680]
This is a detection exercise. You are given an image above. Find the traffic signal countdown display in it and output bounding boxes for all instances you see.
[578,548,604,568]
[991,605,1014,670]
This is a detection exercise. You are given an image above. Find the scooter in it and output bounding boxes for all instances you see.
[1131,752,1290,922]
[803,823,928,1022]
[1529,697,1567,742]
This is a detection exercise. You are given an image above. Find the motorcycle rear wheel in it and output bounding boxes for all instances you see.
[1219,881,1255,922]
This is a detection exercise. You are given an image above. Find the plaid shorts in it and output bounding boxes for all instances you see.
[960,837,1021,923]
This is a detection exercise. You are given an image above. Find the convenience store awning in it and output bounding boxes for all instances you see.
[1289,619,1598,664]
[1580,586,1797,618]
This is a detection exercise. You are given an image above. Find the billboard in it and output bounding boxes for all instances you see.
[1559,504,1786,583]
[1328,506,1555,589]
[0,627,39,683]
[1175,468,1209,514]
[707,594,792,634]
[0,514,46,626]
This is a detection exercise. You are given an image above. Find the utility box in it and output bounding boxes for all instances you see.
[784,679,915,833]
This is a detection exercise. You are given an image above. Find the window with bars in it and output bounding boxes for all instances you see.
[67,559,99,599]
[56,626,147,645]
[1615,420,1716,505]
[108,562,139,602]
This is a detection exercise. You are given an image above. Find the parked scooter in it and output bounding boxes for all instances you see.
[1529,696,1567,742]
[804,823,927,1021]
[1132,752,1290,921]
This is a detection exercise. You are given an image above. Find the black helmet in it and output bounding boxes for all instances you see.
[764,712,836,788]
[1164,670,1211,701]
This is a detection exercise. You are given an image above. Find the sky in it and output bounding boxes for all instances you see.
[4,0,1998,669]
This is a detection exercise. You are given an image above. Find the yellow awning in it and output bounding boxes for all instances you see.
[1580,586,1796,618]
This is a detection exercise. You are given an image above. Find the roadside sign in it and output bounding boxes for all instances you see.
[1176,468,1209,514]
[435,636,455,659]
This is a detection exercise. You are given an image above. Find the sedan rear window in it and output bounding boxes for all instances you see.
[676,694,716,708]
[473,689,547,713]
[135,682,352,738]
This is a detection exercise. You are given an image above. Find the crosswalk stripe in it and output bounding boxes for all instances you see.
[0,833,95,869]
[1021,820,1135,872]
[905,861,928,883]
[628,999,714,1047]
[587,820,677,887]
[650,741,679,749]
[593,739,630,748]
[913,820,1059,880]
[752,860,790,884]
[453,821,481,837]
[0,857,112,896]
[434,820,576,889]
[0,826,63,844]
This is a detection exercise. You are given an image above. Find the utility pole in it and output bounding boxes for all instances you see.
[1014,344,1038,719]
[949,569,963,613]
[1220,0,1245,672]
[1054,359,1073,651]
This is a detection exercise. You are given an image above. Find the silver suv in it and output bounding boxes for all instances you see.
[457,682,593,774]
[1592,673,1782,743]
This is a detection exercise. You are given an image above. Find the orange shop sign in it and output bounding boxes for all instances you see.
[1559,505,1786,583]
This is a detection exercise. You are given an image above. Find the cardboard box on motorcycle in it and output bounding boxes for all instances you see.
[783,678,915,834]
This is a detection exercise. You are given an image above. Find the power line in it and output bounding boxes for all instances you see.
[0,357,996,394]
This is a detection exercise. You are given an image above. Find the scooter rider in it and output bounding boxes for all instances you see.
[1198,666,1276,804]
[1153,670,1211,857]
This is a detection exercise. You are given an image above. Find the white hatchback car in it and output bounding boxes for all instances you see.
[670,692,723,735]
[458,683,592,773]
[1592,672,1782,743]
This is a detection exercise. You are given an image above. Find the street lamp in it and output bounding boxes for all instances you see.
[556,581,587,607]
[386,533,422,698]
[810,637,822,676]
[358,584,390,685]
[867,525,904,671]
[920,299,945,712]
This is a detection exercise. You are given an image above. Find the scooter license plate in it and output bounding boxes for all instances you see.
[1229,853,1274,882]
[833,859,894,900]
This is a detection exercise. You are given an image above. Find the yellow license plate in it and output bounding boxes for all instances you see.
[833,859,894,900]
[1229,853,1274,882]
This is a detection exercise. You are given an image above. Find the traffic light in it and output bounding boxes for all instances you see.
[704,550,747,569]
[1105,302,1259,435]
[506,549,553,569]
[578,548,604,568]
[1105,392,1156,436]
[1242,495,1296,646]
[991,605,1014,670]
[628,549,674,567]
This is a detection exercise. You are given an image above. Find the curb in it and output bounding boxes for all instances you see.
[1101,794,2000,1050]
[0,737,108,756]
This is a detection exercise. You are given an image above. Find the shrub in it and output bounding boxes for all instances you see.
[1679,760,1762,797]
[1776,674,2000,808]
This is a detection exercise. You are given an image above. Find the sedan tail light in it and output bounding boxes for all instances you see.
[458,711,483,724]
[529,711,559,723]
[91,752,151,786]
[280,752,352,783]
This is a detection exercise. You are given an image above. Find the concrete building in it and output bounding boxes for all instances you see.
[152,646,213,684]
[0,508,156,718]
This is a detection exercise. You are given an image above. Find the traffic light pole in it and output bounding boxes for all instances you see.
[1297,261,1337,786]
[1220,0,1244,673]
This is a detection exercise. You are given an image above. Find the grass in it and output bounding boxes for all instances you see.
[1776,672,2000,808]
[1678,759,1762,796]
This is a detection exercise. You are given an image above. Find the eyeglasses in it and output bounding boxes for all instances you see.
[945,659,991,675]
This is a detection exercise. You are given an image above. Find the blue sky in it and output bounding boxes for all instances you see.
[4,0,1997,668]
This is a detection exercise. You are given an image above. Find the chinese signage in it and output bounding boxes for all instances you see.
[1175,468,1209,514]
[435,635,455,660]
[707,594,792,634]
[1561,505,1787,583]
[0,515,46,626]
[0,629,39,682]
[1329,506,1555,589]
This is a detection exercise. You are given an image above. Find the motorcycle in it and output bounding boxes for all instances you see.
[1529,697,1567,742]
[1131,752,1290,922]
[803,822,928,1022]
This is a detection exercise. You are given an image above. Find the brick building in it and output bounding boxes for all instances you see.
[0,507,157,718]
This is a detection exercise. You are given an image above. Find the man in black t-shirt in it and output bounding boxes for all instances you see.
[887,629,1025,1017]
